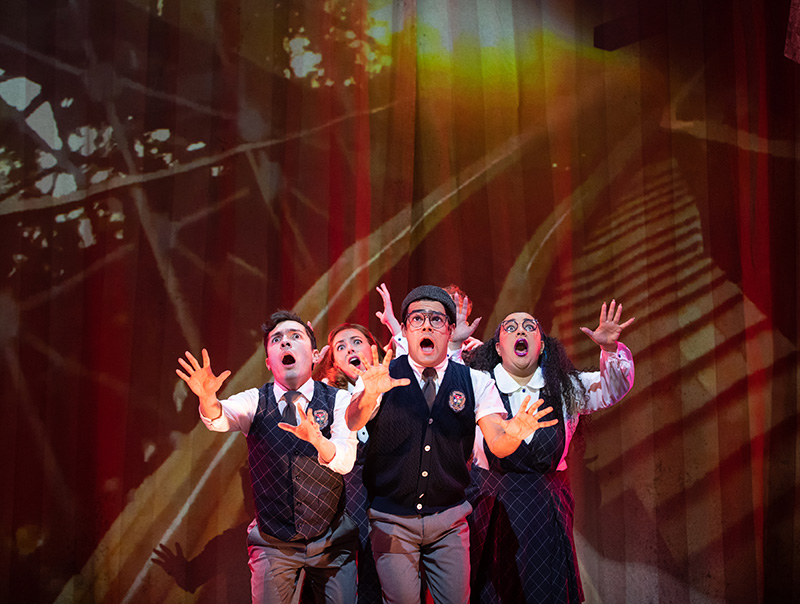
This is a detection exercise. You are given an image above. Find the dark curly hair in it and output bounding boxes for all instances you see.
[464,320,587,417]
[312,323,386,390]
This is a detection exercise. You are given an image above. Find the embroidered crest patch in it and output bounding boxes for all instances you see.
[313,409,329,429]
[449,391,466,412]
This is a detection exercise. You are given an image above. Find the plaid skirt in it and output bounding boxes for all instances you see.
[472,470,583,604]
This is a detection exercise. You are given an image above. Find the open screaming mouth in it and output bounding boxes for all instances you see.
[282,353,296,365]
[420,338,434,352]
[348,356,361,368]
[514,338,529,356]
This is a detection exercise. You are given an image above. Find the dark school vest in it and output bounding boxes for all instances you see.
[247,381,344,541]
[364,355,476,515]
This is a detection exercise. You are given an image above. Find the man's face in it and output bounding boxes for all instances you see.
[495,312,542,378]
[401,300,454,367]
[265,320,318,390]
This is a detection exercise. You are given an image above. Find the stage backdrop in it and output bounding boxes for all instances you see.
[1,1,798,602]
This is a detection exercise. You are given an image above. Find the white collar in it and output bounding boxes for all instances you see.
[492,362,543,394]
[273,377,315,402]
[407,354,449,380]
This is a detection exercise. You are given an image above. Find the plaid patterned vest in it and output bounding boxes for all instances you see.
[364,356,476,515]
[247,381,344,541]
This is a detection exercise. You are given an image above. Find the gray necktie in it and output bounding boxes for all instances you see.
[422,367,437,410]
[282,390,301,425]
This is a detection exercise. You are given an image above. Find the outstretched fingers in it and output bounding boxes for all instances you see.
[518,394,534,414]
[606,300,617,322]
[607,299,635,330]
[177,356,193,374]
[612,301,623,323]
[519,396,558,425]
[214,369,232,388]
[376,282,390,302]
[455,293,467,317]
[176,350,202,382]
[381,345,394,367]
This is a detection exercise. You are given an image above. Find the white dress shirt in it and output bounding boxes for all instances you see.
[200,377,357,475]
[472,342,635,471]
[351,354,506,423]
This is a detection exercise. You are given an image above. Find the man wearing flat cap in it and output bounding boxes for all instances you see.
[347,285,558,604]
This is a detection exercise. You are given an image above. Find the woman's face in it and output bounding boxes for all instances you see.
[331,328,375,382]
[494,312,542,378]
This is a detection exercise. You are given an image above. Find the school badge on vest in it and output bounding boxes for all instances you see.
[313,409,329,429]
[449,390,466,412]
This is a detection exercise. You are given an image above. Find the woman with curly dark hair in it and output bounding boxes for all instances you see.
[312,323,385,603]
[465,302,635,604]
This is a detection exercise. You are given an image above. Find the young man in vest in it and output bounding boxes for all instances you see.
[346,285,558,604]
[177,310,359,604]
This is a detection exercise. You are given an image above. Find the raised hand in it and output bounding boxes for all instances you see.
[579,300,635,353]
[375,283,402,337]
[503,395,558,441]
[278,399,338,462]
[450,292,481,346]
[462,336,483,352]
[357,345,411,396]
[279,401,323,443]
[176,349,231,401]
[346,345,411,431]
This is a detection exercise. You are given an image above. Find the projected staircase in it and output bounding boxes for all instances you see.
[547,159,794,604]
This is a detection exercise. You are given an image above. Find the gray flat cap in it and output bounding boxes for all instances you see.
[400,285,457,325]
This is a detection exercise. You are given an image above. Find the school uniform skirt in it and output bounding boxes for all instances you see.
[475,470,583,604]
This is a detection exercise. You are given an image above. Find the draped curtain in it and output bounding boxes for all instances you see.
[1,1,797,602]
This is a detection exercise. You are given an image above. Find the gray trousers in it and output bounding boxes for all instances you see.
[247,513,358,604]
[368,501,472,604]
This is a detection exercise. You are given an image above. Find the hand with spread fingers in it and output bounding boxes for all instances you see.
[357,345,411,397]
[279,401,323,443]
[449,292,482,348]
[176,349,231,419]
[278,400,336,462]
[580,300,635,353]
[177,349,231,399]
[346,345,411,431]
[502,395,559,441]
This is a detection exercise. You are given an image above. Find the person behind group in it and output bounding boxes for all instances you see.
[346,285,559,604]
[176,310,359,604]
[313,323,385,603]
[463,301,635,604]
[375,282,482,361]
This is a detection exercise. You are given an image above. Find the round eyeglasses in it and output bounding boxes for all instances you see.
[406,310,449,330]
[500,318,539,334]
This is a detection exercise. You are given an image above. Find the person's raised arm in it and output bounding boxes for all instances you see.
[477,396,558,458]
[449,292,482,352]
[579,300,636,410]
[176,349,231,421]
[579,299,635,353]
[375,283,402,338]
[345,345,410,431]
